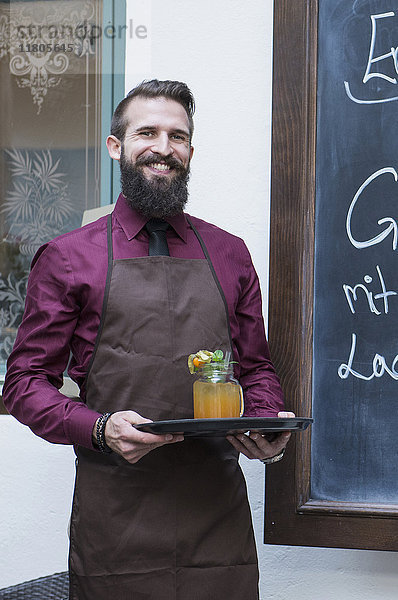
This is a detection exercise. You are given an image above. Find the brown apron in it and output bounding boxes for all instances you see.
[68,216,259,599]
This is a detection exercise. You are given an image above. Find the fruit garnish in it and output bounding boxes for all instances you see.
[188,349,224,374]
[212,350,224,362]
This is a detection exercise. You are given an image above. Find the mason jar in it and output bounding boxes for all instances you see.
[193,363,244,419]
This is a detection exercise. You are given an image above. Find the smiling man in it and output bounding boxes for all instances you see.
[3,80,291,599]
[109,93,194,218]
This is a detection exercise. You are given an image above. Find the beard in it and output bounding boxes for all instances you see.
[119,148,191,218]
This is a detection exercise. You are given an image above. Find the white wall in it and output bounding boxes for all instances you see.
[0,418,75,587]
[1,0,398,596]
[125,0,273,312]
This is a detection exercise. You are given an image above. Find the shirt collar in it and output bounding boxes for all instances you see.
[113,193,189,243]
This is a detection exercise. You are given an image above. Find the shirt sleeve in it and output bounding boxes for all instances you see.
[234,244,285,417]
[2,242,101,449]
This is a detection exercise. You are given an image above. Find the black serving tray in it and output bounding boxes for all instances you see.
[135,417,313,437]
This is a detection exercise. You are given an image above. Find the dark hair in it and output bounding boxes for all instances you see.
[110,79,195,142]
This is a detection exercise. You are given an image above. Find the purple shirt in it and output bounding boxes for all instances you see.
[3,195,284,449]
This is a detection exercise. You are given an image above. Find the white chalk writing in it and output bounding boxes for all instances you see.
[346,167,398,250]
[339,165,398,380]
[342,265,397,315]
[344,12,398,104]
[338,333,398,381]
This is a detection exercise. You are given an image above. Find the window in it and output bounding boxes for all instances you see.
[0,0,125,390]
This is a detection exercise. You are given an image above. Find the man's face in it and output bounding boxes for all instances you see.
[107,96,194,218]
[121,96,193,182]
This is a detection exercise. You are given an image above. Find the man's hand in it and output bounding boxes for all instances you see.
[95,410,184,464]
[226,411,295,461]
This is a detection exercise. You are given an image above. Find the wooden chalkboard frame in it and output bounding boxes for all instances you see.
[265,0,398,550]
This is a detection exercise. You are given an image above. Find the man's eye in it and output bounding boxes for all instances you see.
[171,134,186,141]
[140,131,154,137]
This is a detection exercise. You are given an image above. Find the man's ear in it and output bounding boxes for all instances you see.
[106,135,121,160]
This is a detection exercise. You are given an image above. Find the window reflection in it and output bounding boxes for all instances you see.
[0,0,103,378]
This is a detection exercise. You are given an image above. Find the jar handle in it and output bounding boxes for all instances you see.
[238,385,244,417]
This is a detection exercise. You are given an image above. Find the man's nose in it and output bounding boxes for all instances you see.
[151,133,173,157]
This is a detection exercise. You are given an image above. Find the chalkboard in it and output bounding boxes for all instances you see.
[312,0,398,503]
[266,0,398,551]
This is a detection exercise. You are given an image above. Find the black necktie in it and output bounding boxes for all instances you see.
[145,219,170,256]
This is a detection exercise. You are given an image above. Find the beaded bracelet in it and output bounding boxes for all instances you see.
[96,412,113,454]
[260,447,285,464]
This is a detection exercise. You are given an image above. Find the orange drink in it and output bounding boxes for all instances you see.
[193,379,243,419]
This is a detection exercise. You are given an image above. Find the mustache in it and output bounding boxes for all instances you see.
[135,153,185,171]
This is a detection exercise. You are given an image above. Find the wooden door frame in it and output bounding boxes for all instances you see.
[265,0,398,550]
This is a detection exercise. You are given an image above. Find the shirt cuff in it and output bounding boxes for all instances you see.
[64,403,102,450]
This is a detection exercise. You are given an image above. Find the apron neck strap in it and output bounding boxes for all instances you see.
[186,216,233,353]
[186,216,211,262]
[84,214,115,383]
[107,214,113,263]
